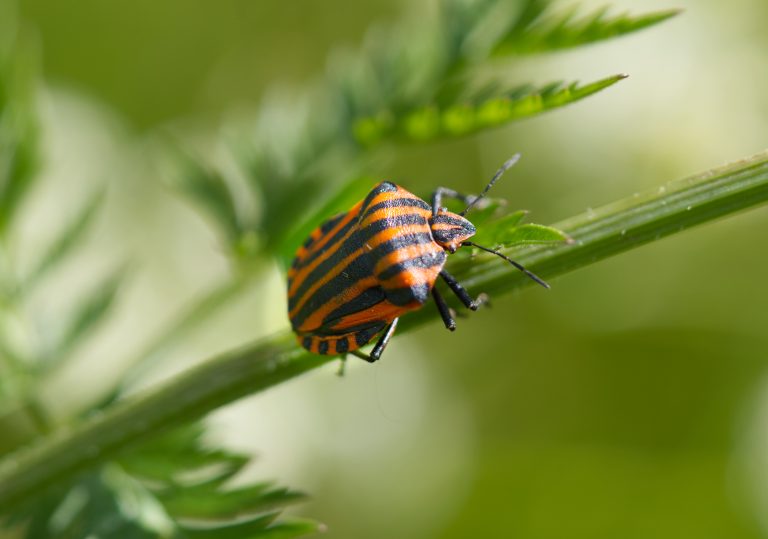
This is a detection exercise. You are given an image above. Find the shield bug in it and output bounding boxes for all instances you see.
[287,154,548,362]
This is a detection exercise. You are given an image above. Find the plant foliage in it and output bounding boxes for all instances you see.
[0,26,38,237]
[0,0,686,537]
[2,149,767,522]
[491,2,680,54]
[0,8,317,538]
[6,423,321,538]
[172,0,673,263]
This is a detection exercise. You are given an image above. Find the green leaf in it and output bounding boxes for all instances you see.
[354,74,627,145]
[232,106,353,256]
[175,0,674,259]
[180,515,325,539]
[471,209,528,244]
[172,153,245,249]
[3,422,320,539]
[474,217,570,247]
[7,471,161,539]
[493,6,681,55]
[121,444,249,488]
[124,452,249,491]
[122,423,318,537]
[378,1,677,129]
[0,123,38,237]
[178,512,277,538]
[160,484,306,520]
[42,267,127,369]
[118,423,248,488]
[0,33,39,237]
[459,198,508,228]
[246,520,326,539]
[497,223,570,245]
[23,189,104,293]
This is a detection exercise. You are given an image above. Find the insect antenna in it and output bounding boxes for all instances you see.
[462,241,550,289]
[459,153,521,217]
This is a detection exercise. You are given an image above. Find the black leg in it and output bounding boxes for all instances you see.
[432,287,456,331]
[370,318,399,361]
[349,319,400,363]
[440,270,478,310]
[336,357,348,376]
[350,350,373,362]
[431,187,476,218]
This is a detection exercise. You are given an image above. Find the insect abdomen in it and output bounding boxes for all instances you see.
[300,322,386,355]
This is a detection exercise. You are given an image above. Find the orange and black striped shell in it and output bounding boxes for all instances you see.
[287,181,475,355]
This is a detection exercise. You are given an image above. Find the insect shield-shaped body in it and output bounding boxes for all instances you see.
[287,155,548,362]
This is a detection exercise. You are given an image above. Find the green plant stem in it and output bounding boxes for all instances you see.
[1,150,767,511]
[406,150,768,327]
[0,334,332,510]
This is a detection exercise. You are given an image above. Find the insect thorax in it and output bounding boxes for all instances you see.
[429,210,476,253]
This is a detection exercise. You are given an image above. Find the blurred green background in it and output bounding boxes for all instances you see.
[8,0,768,537]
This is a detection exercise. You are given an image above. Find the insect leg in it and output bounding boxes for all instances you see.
[347,319,400,363]
[369,318,399,362]
[336,356,348,377]
[431,287,456,331]
[439,269,479,311]
[349,350,373,362]
[431,187,477,218]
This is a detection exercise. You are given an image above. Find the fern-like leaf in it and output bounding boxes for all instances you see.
[493,5,681,55]
[171,154,246,250]
[354,74,627,145]
[3,423,321,539]
[39,266,127,371]
[23,189,104,294]
[0,32,39,237]
[171,0,675,259]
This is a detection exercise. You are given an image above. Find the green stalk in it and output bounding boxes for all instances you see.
[408,149,768,325]
[0,150,767,511]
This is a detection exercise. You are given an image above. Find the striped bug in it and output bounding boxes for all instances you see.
[287,154,548,362]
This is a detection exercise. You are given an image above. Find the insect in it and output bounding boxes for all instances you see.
[287,154,549,362]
